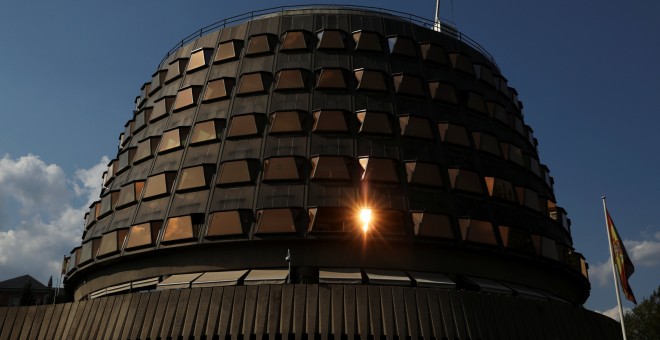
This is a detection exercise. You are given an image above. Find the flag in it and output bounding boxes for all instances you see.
[606,209,637,304]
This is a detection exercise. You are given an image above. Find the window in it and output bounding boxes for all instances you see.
[438,123,471,147]
[245,34,277,56]
[359,157,399,183]
[354,69,388,92]
[310,156,352,181]
[484,177,516,202]
[472,132,501,156]
[262,156,306,182]
[162,215,197,243]
[501,143,524,166]
[388,36,417,57]
[123,120,134,144]
[190,119,223,144]
[274,69,307,91]
[392,74,425,97]
[98,229,123,252]
[412,212,454,239]
[515,187,541,211]
[370,210,405,234]
[269,110,306,134]
[203,78,235,102]
[448,53,475,76]
[527,155,541,177]
[473,64,495,86]
[165,58,189,83]
[116,181,145,208]
[177,164,214,191]
[308,207,353,232]
[466,92,487,115]
[448,168,483,194]
[406,162,444,187]
[459,218,497,245]
[217,159,260,185]
[150,96,175,122]
[315,68,348,90]
[142,172,177,199]
[499,226,534,253]
[78,240,94,266]
[419,42,449,65]
[214,40,242,63]
[316,29,345,50]
[487,102,508,124]
[125,221,162,249]
[134,137,160,162]
[428,81,458,104]
[226,113,265,138]
[399,116,434,139]
[312,110,348,134]
[134,108,151,132]
[173,86,203,111]
[98,191,120,217]
[352,31,382,52]
[187,48,214,72]
[280,31,309,51]
[150,69,168,94]
[237,72,270,95]
[255,208,301,234]
[159,127,189,153]
[117,147,136,173]
[357,110,392,135]
[206,210,250,237]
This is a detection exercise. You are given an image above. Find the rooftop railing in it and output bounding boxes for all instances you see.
[158,4,499,71]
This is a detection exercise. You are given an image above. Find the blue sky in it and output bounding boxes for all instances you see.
[0,0,658,318]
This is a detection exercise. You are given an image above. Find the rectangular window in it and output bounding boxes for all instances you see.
[206,210,250,237]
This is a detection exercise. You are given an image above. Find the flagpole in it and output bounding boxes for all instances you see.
[601,196,628,340]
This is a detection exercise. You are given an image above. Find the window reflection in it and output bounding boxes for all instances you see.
[316,30,345,50]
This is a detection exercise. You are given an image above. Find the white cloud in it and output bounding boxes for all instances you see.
[589,259,613,287]
[596,305,630,321]
[0,154,107,285]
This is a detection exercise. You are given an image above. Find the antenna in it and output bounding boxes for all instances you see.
[434,0,441,32]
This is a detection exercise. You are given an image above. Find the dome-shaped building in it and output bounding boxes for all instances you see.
[0,6,622,340]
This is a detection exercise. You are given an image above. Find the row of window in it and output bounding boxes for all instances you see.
[137,28,518,115]
[73,209,580,275]
[89,157,564,231]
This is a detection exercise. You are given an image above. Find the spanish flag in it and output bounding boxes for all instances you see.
[605,209,637,304]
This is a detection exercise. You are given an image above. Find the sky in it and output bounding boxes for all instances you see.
[0,0,658,319]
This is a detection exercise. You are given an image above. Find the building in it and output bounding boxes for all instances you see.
[0,275,53,307]
[0,6,621,339]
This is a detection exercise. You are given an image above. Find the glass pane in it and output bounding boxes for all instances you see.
[187,48,212,71]
[143,173,169,198]
[275,69,306,91]
[399,116,433,139]
[281,31,307,51]
[316,30,345,50]
[204,78,234,102]
[429,81,458,104]
[255,208,297,234]
[313,110,348,133]
[354,69,387,92]
[237,73,267,95]
[406,162,443,187]
[178,166,208,191]
[218,160,256,185]
[263,157,302,181]
[393,74,425,97]
[215,40,241,62]
[412,213,454,238]
[316,68,347,89]
[308,207,352,232]
[162,215,194,242]
[438,123,470,146]
[359,158,399,183]
[459,219,497,245]
[207,211,246,236]
[126,223,153,249]
[448,168,483,194]
[467,92,487,114]
[159,129,181,152]
[191,120,219,144]
[270,111,304,134]
[246,34,274,55]
[420,43,448,65]
[310,156,351,180]
[388,36,417,57]
[227,114,260,138]
[353,31,381,52]
[357,111,392,135]
[97,231,118,257]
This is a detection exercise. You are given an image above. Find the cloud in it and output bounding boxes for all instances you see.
[0,154,107,285]
[596,305,630,321]
[589,260,612,287]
